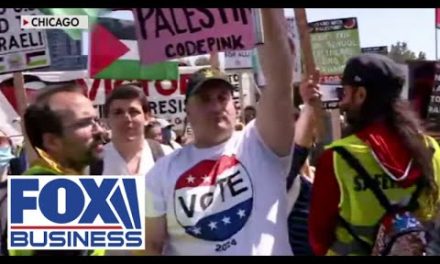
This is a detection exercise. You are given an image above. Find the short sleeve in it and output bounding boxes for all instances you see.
[145,162,167,218]
[244,120,293,176]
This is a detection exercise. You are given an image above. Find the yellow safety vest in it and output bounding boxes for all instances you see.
[9,164,105,256]
[325,135,440,256]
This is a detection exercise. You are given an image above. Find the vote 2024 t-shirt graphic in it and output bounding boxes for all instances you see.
[174,155,253,241]
[145,122,293,255]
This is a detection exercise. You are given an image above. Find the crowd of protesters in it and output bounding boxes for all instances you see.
[1,9,440,256]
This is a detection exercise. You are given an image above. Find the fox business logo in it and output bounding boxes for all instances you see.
[7,176,145,250]
[21,15,88,29]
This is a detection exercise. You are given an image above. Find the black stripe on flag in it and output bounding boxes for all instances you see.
[96,17,136,40]
[27,51,46,58]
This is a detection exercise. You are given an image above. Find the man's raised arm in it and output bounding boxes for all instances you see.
[256,9,295,157]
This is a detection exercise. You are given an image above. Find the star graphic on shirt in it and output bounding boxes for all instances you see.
[222,216,231,225]
[186,175,195,184]
[237,209,246,218]
[202,175,211,184]
[191,226,201,235]
[208,221,218,230]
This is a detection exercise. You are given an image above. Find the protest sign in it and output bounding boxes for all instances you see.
[309,17,361,76]
[0,8,51,74]
[428,63,440,136]
[428,62,440,117]
[361,46,388,56]
[76,76,190,130]
[295,9,341,140]
[320,84,341,110]
[251,16,301,86]
[133,8,256,65]
[226,71,244,113]
[225,50,253,70]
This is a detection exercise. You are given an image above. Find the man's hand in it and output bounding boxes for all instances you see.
[300,69,321,106]
[296,69,325,145]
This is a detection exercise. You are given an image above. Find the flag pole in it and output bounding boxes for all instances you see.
[436,8,438,61]
[436,24,438,61]
[13,72,37,165]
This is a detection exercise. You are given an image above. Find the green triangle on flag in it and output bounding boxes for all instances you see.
[90,17,178,81]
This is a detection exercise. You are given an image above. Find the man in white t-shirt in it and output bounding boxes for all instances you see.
[89,85,173,177]
[143,9,295,256]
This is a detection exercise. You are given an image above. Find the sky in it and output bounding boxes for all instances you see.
[88,8,439,62]
[300,8,437,60]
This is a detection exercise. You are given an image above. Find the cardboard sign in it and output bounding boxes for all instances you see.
[309,17,361,76]
[133,8,256,65]
[0,8,51,74]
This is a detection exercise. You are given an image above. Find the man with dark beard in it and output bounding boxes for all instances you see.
[7,84,107,256]
[309,54,440,256]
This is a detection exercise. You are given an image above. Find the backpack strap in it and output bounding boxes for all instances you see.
[332,146,394,212]
[147,139,165,162]
[333,146,425,212]
[0,181,8,256]
[337,215,373,253]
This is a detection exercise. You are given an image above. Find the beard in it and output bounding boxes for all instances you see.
[341,108,363,136]
[77,134,107,168]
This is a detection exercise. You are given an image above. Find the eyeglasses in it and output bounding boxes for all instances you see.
[64,117,104,130]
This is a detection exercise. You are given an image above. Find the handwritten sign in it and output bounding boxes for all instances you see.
[133,8,256,65]
[309,17,361,76]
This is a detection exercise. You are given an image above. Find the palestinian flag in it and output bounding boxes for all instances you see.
[90,18,178,80]
[0,57,5,72]
[38,8,111,40]
[25,51,48,67]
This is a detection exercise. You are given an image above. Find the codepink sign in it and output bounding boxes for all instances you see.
[133,8,256,65]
